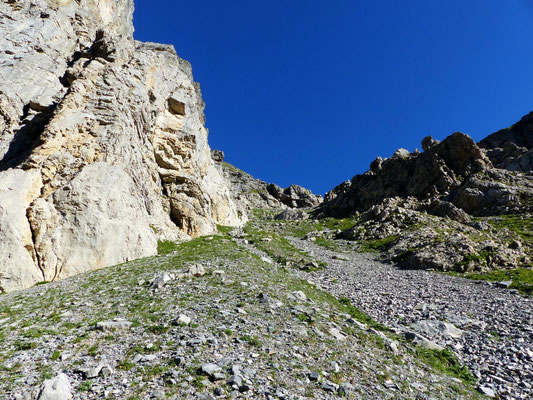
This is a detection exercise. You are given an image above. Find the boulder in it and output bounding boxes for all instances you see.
[274,209,307,220]
[36,373,72,400]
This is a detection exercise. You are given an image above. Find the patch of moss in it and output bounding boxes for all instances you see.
[216,224,234,234]
[455,250,495,271]
[320,217,359,232]
[488,215,533,246]
[359,235,399,253]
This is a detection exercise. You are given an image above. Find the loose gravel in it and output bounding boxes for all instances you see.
[287,237,533,400]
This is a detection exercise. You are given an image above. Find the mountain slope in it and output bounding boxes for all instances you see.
[318,113,533,273]
[0,220,484,400]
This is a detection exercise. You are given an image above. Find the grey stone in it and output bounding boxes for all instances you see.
[201,363,222,377]
[96,319,132,331]
[477,385,496,397]
[37,373,72,400]
[403,331,444,351]
[0,0,241,293]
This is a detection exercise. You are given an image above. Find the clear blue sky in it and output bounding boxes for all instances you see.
[133,1,533,195]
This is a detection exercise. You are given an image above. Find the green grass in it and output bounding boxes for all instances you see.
[157,240,180,255]
[50,350,61,361]
[216,224,234,234]
[460,268,533,295]
[454,250,495,271]
[338,297,388,331]
[78,380,93,392]
[240,335,262,347]
[147,325,170,335]
[414,348,476,385]
[488,215,533,246]
[87,344,99,356]
[320,217,358,232]
[359,235,399,252]
[243,226,326,271]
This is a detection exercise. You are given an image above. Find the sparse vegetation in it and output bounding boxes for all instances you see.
[459,268,533,295]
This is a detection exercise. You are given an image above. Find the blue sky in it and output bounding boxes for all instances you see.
[133,1,533,195]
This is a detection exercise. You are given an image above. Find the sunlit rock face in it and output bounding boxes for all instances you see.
[0,0,240,292]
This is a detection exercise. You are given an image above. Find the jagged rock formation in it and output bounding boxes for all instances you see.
[320,113,533,272]
[0,0,241,292]
[213,153,322,218]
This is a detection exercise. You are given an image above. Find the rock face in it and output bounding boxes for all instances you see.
[213,158,322,218]
[322,119,533,218]
[0,0,240,292]
[321,113,533,272]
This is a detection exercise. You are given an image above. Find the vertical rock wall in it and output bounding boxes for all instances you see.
[0,0,240,292]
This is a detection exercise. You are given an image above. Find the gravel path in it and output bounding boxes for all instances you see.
[287,237,533,400]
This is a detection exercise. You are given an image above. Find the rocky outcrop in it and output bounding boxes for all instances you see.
[266,183,322,208]
[479,111,533,172]
[0,0,240,292]
[322,132,493,217]
[213,158,322,218]
[320,112,533,272]
[322,118,533,219]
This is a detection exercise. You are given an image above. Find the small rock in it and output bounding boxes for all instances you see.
[201,363,222,377]
[293,291,307,301]
[404,331,444,351]
[151,272,173,288]
[346,318,367,330]
[308,371,320,381]
[37,373,72,400]
[329,327,346,341]
[321,382,337,392]
[85,361,113,379]
[228,374,243,387]
[338,383,355,395]
[496,280,513,289]
[477,385,496,397]
[175,314,191,325]
[188,264,206,277]
[96,319,132,331]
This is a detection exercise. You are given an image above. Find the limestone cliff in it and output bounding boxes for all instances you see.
[0,0,240,292]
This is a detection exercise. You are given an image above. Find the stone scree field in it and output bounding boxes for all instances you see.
[0,210,531,400]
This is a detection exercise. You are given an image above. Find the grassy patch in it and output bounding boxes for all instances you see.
[454,250,495,271]
[414,348,476,385]
[460,268,533,295]
[240,335,262,347]
[338,297,388,331]
[359,235,399,252]
[488,215,533,246]
[157,240,180,255]
[320,217,358,232]
[216,225,234,234]
[78,380,93,392]
[243,226,326,270]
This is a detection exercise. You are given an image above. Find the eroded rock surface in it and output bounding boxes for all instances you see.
[214,158,322,218]
[0,0,240,291]
[320,114,533,272]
